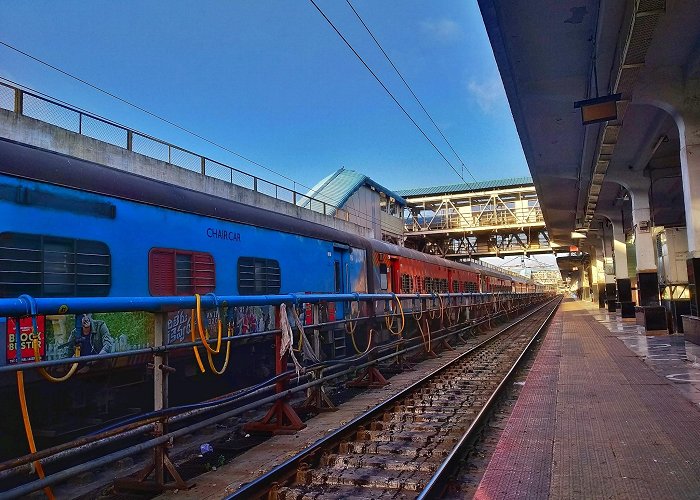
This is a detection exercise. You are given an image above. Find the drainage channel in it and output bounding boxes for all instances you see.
[227,297,561,499]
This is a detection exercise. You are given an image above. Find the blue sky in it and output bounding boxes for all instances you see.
[0,0,529,193]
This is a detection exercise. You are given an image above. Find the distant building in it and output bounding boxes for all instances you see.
[531,270,563,287]
[302,168,407,244]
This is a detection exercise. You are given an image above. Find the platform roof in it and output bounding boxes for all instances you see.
[478,0,698,247]
[395,176,533,198]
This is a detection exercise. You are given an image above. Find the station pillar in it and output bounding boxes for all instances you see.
[600,221,618,312]
[628,187,660,307]
[613,222,634,317]
[600,211,634,317]
[588,239,606,308]
[679,111,700,319]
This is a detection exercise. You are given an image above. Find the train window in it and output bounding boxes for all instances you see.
[149,248,215,296]
[334,261,341,293]
[0,232,111,297]
[424,277,432,293]
[238,257,281,295]
[452,280,459,293]
[401,274,412,293]
[379,263,388,291]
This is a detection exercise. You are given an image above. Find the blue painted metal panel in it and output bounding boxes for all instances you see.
[0,176,368,299]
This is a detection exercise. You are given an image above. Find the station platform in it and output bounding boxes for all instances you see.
[475,299,700,499]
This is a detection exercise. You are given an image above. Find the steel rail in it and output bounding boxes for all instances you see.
[417,296,562,499]
[224,297,558,499]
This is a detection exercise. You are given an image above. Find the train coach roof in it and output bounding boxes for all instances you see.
[0,138,371,250]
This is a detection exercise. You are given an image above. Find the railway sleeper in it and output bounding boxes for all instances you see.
[302,465,430,491]
[276,483,414,500]
[355,428,462,445]
[424,380,498,391]
[391,404,480,416]
[320,452,441,473]
[369,420,467,434]
[401,397,474,409]
[370,421,467,434]
[382,410,479,424]
[412,386,484,397]
[399,399,485,411]
[338,439,455,458]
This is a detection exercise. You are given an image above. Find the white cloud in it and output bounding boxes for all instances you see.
[467,77,506,113]
[420,19,461,43]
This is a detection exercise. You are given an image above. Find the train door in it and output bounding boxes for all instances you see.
[333,244,350,319]
[390,257,400,293]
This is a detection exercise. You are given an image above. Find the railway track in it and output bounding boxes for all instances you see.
[228,296,561,499]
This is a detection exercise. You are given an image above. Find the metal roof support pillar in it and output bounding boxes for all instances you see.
[678,108,700,318]
[604,172,659,307]
[587,237,606,309]
[628,186,660,307]
[599,211,634,316]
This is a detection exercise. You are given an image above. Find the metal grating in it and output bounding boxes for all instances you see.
[600,144,615,156]
[23,94,79,132]
[602,126,620,144]
[82,115,127,148]
[170,147,200,173]
[0,84,13,111]
[132,134,169,162]
[640,0,666,12]
[204,159,232,183]
[625,14,661,65]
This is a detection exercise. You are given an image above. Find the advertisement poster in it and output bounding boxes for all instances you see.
[6,316,45,364]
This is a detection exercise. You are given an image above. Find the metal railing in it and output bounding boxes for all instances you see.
[404,207,545,233]
[0,80,337,217]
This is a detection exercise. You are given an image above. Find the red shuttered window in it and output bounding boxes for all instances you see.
[149,248,215,296]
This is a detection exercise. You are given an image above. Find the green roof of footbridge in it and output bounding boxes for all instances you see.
[395,176,533,198]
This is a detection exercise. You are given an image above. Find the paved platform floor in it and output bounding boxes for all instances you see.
[475,299,700,499]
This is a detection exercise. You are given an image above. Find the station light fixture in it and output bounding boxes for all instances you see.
[574,94,622,125]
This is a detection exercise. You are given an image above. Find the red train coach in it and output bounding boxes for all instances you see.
[365,240,528,295]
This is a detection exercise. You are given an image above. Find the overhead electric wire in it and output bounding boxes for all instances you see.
[344,0,477,183]
[307,0,470,185]
[0,46,385,229]
[0,41,303,186]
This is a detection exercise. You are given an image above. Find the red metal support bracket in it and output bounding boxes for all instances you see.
[347,366,389,388]
[244,313,306,435]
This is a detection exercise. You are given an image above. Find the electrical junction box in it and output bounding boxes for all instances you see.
[657,227,688,285]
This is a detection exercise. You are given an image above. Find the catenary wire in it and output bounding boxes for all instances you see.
[345,0,477,183]
[0,66,383,229]
[0,43,395,228]
[307,0,470,185]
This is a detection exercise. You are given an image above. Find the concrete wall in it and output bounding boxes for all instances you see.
[0,108,371,238]
[380,211,404,239]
